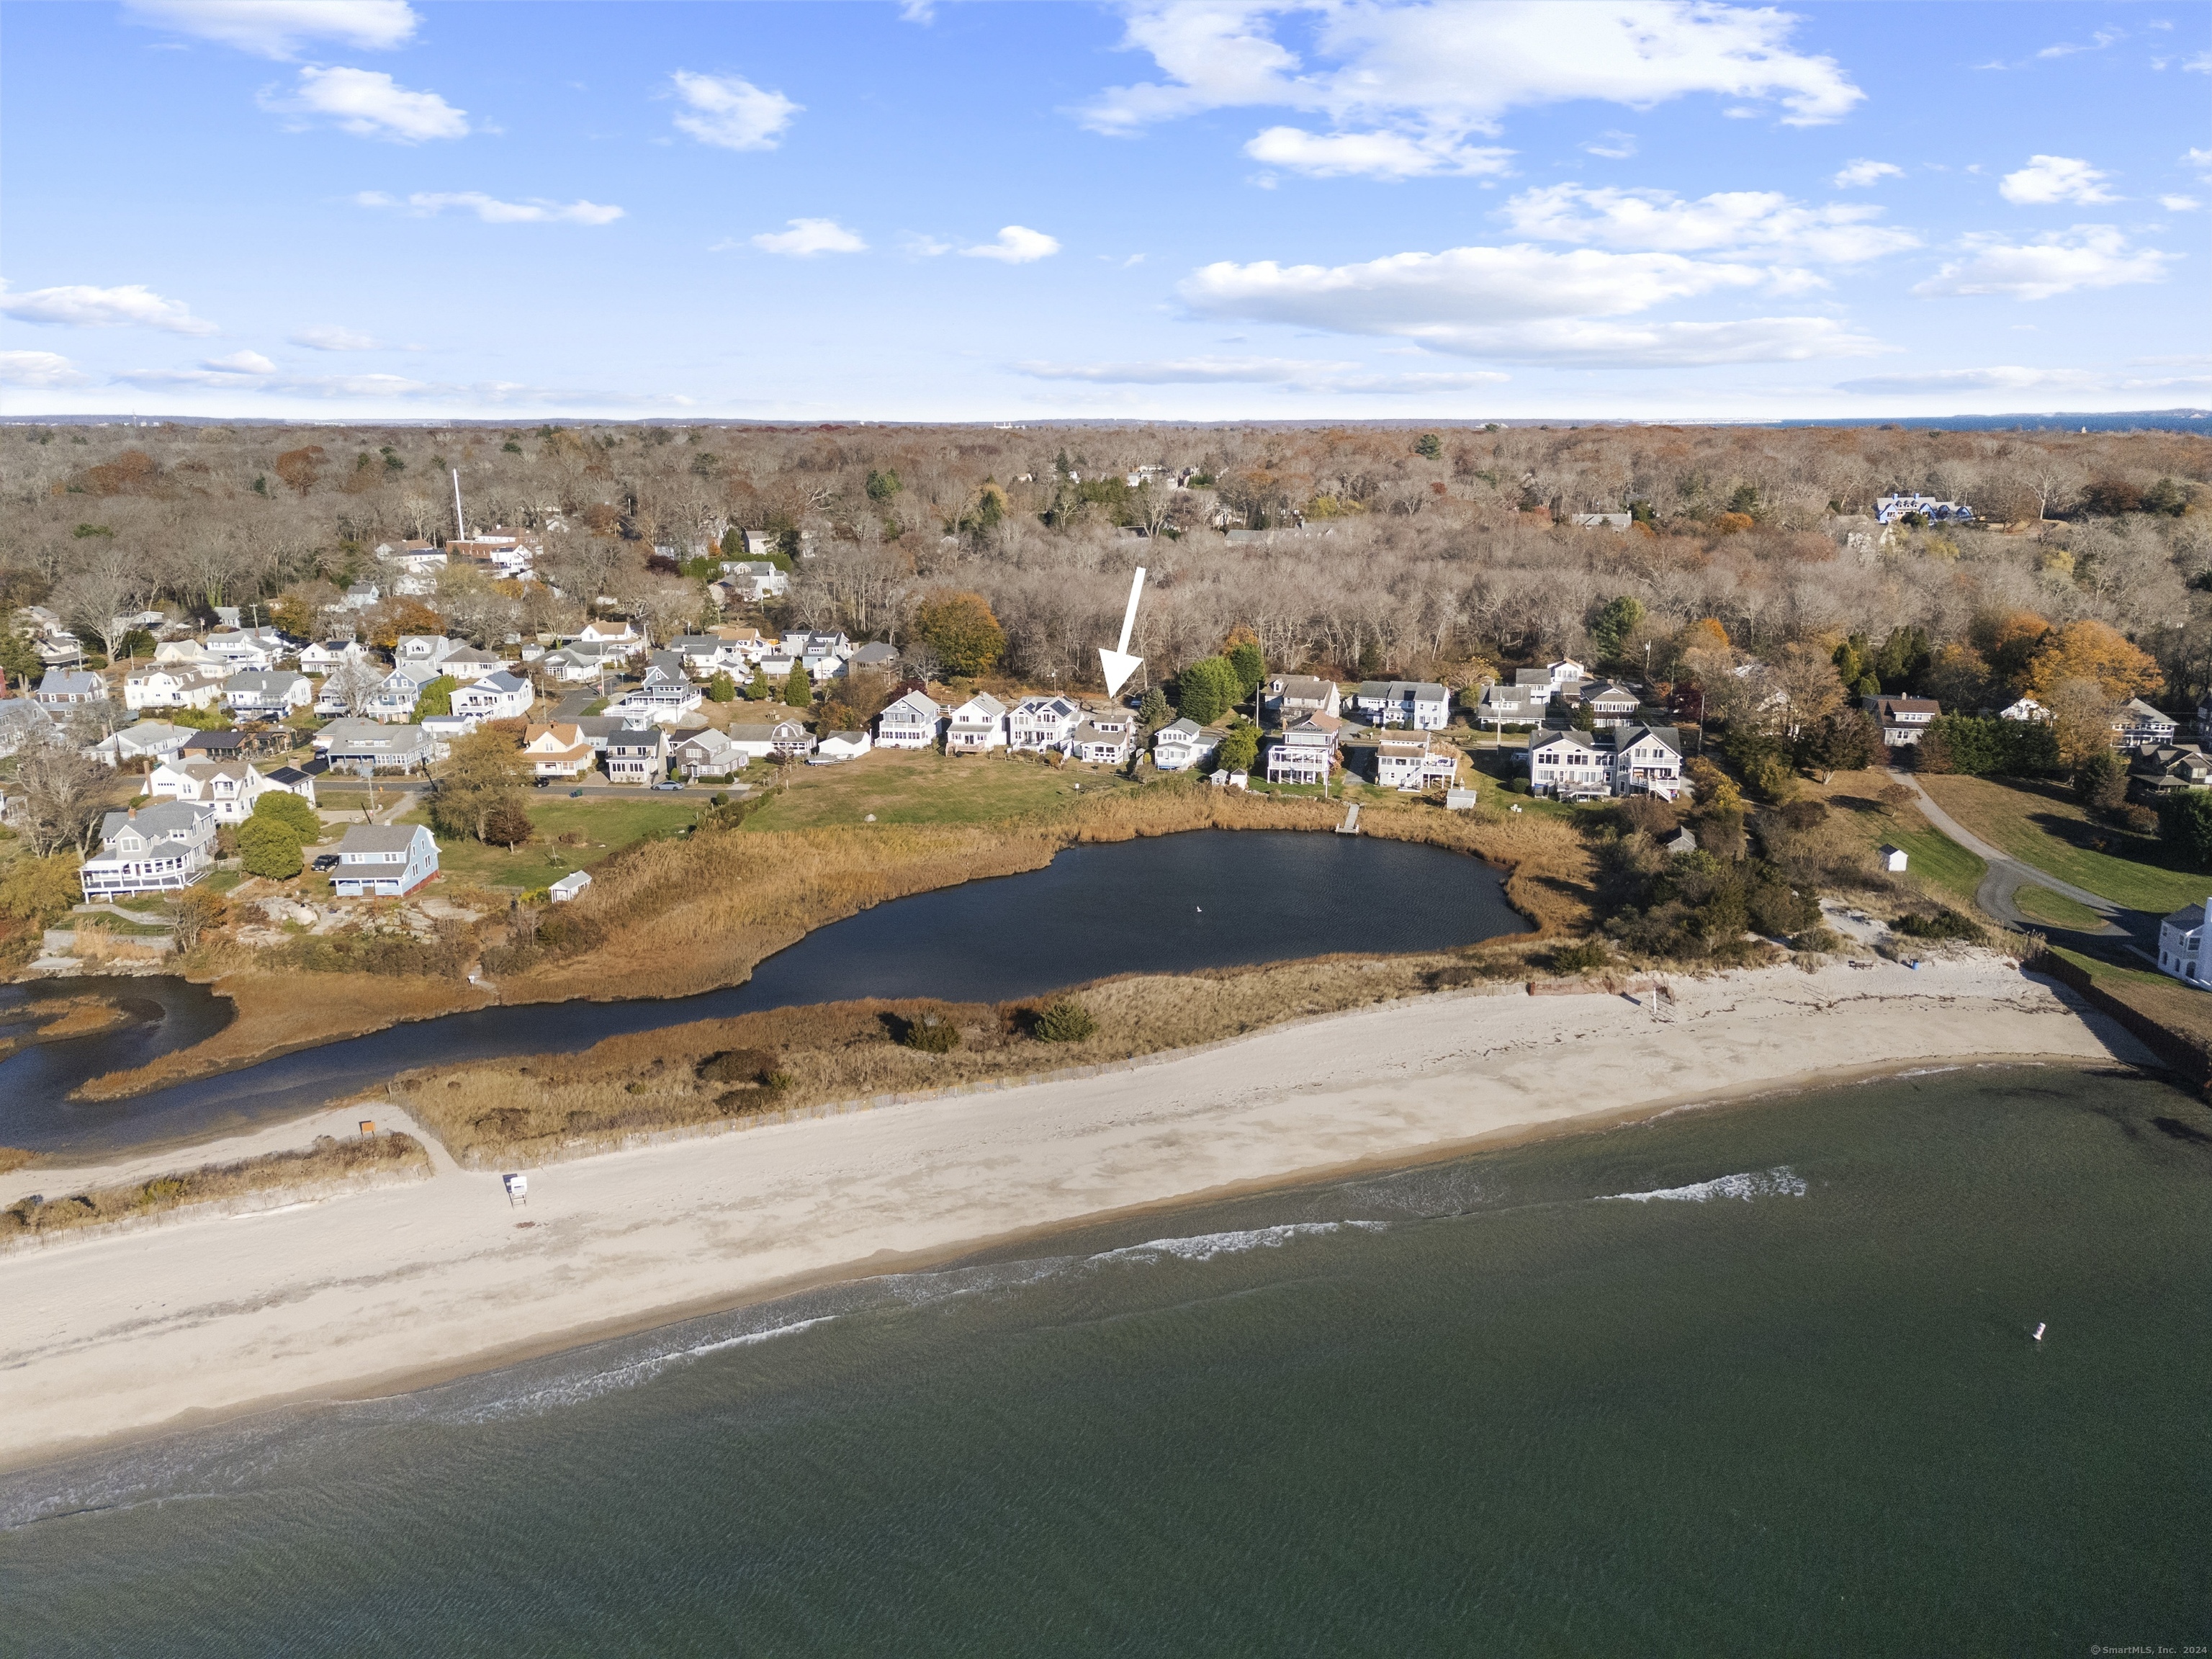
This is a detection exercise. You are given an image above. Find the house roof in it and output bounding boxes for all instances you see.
[182,729,244,750]
[337,823,428,857]
[2121,698,2172,721]
[1353,680,1448,700]
[1158,716,1204,738]
[1269,675,1335,698]
[849,642,899,666]
[469,671,529,693]
[99,800,213,844]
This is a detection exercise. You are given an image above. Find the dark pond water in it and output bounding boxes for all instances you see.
[2,830,1521,1159]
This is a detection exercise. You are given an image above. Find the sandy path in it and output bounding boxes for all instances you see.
[0,955,2142,1470]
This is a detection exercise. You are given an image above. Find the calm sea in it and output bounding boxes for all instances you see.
[4,1066,2208,1654]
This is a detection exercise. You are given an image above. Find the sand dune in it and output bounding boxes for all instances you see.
[0,956,2141,1470]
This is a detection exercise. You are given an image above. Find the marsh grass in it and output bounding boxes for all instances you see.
[1,1132,430,1244]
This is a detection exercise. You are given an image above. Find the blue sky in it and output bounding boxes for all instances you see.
[2,0,2207,421]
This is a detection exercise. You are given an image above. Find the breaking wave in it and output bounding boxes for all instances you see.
[1094,1220,1386,1264]
[1600,1166,1807,1204]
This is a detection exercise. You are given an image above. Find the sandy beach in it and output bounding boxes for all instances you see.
[0,954,2146,1471]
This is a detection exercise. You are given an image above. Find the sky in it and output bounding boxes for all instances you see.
[1,0,2208,423]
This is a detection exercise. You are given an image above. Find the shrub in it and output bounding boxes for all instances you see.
[1550,939,1615,974]
[2159,791,2212,869]
[1175,656,1241,725]
[900,1012,961,1053]
[1893,909,1981,941]
[237,815,304,879]
[1033,997,1097,1043]
[2072,750,2128,812]
[251,790,321,842]
[696,1047,781,1085]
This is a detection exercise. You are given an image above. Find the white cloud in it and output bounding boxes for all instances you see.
[1502,184,1918,263]
[750,217,867,256]
[2160,195,2201,212]
[122,0,417,59]
[263,66,468,142]
[0,351,92,389]
[290,325,380,350]
[962,225,1060,263]
[355,190,624,224]
[1082,0,1866,166]
[202,349,276,374]
[1177,241,1882,364]
[1244,125,1511,179]
[2036,28,2121,59]
[1836,364,2212,397]
[1832,158,1902,188]
[2187,49,2212,73]
[669,71,800,150]
[0,282,219,334]
[2188,147,2212,176]
[1913,225,2175,300]
[1583,130,1637,160]
[1999,154,2115,205]
[1015,356,1509,392]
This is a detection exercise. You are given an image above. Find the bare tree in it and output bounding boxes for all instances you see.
[12,734,111,856]
[321,657,383,719]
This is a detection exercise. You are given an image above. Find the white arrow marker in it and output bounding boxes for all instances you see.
[1098,565,1146,698]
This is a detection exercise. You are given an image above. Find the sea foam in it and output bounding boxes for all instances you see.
[1094,1220,1385,1264]
[1600,1166,1807,1204]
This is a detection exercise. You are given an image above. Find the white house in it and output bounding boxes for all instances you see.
[315,719,435,773]
[147,757,282,824]
[1527,723,1685,800]
[342,581,380,611]
[1372,736,1460,793]
[299,639,370,675]
[332,822,439,899]
[1264,718,1336,785]
[541,644,616,684]
[1864,694,1941,748]
[202,627,289,673]
[603,727,667,786]
[376,541,447,595]
[946,693,1008,752]
[1067,713,1136,766]
[80,801,217,899]
[817,729,871,761]
[717,559,789,601]
[1349,680,1450,731]
[2158,897,2212,988]
[35,670,107,708]
[1475,681,1546,726]
[451,671,533,721]
[727,719,816,761]
[1581,680,1642,728]
[521,722,595,780]
[576,619,644,658]
[124,666,225,712]
[673,728,742,779]
[1151,717,1223,773]
[1008,695,1081,752]
[611,654,704,727]
[1263,675,1338,723]
[549,870,592,903]
[225,670,313,719]
[395,634,464,670]
[1546,659,1588,697]
[89,720,192,769]
[0,698,53,757]
[152,639,230,676]
[366,661,444,723]
[670,634,739,678]
[2116,698,2177,752]
[264,764,318,807]
[1998,696,2050,723]
[877,691,945,750]
[1526,729,1611,799]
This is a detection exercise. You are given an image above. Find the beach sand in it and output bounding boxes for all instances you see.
[0,955,2146,1470]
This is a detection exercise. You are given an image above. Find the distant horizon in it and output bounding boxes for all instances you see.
[3,1,2206,423]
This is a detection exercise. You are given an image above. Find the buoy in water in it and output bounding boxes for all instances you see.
[2032,1323,2046,1341]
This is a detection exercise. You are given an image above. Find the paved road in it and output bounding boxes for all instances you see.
[1888,769,2139,942]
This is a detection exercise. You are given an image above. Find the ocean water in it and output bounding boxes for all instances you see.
[4,1066,2208,1654]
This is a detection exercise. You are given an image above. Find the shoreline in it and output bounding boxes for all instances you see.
[0,954,2149,1477]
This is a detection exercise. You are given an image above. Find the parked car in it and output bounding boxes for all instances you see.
[652,781,683,792]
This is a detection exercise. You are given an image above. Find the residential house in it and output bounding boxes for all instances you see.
[1863,694,1941,748]
[1264,716,1338,785]
[1372,735,1460,793]
[716,559,789,601]
[575,620,644,659]
[1151,717,1223,773]
[1570,513,1633,531]
[1874,493,1974,526]
[521,723,595,780]
[123,666,225,712]
[1581,680,1642,728]
[549,870,591,902]
[1067,710,1137,766]
[2115,698,2177,752]
[1263,675,1339,724]
[332,822,439,899]
[366,661,443,723]
[181,728,248,762]
[452,671,534,721]
[2128,744,2211,799]
[1610,723,1686,799]
[89,720,192,768]
[375,541,447,595]
[0,698,53,757]
[438,644,509,680]
[785,631,854,683]
[147,757,279,824]
[727,719,816,761]
[817,729,871,761]
[673,728,742,780]
[876,690,945,750]
[1008,695,1081,752]
[611,653,704,727]
[264,764,317,806]
[847,641,899,674]
[420,713,480,747]
[202,626,289,673]
[945,693,1008,752]
[298,639,369,675]
[1527,724,1686,799]
[1511,667,1557,703]
[670,634,737,678]
[1998,696,2050,723]
[1546,660,1589,698]
[395,634,464,670]
[603,727,668,786]
[152,638,230,676]
[35,670,107,708]
[541,644,616,685]
[445,527,539,581]
[225,669,313,719]
[342,581,380,611]
[1349,680,1451,730]
[2157,896,2212,989]
[315,719,434,773]
[1474,680,1545,727]
[707,625,775,663]
[79,801,217,899]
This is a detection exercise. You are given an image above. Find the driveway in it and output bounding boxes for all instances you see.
[1887,769,2139,942]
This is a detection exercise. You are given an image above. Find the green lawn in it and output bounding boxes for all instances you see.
[1883,824,1987,908]
[2013,884,2107,931]
[2046,944,2174,989]
[740,748,1141,831]
[1921,774,2212,915]
[403,799,698,889]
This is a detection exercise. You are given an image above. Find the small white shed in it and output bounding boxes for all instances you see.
[549,870,593,902]
[1879,844,1909,873]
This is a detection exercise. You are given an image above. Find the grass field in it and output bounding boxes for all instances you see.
[1884,824,1988,907]
[404,799,699,888]
[2013,884,2108,930]
[739,748,1141,830]
[1920,774,2212,915]
[2046,944,2175,989]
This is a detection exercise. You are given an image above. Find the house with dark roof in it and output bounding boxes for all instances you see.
[332,822,439,898]
[80,801,217,898]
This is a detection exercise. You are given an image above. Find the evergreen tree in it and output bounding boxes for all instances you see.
[251,791,320,842]
[1227,638,1266,701]
[1217,724,1259,774]
[707,670,737,703]
[748,665,772,701]
[237,816,304,880]
[1136,686,1170,729]
[1176,657,1240,724]
[784,662,813,707]
[2159,791,2212,868]
[1588,595,1645,662]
